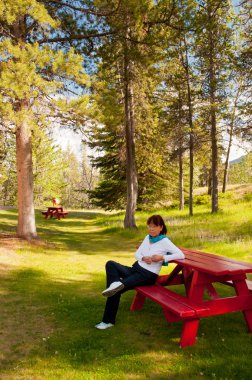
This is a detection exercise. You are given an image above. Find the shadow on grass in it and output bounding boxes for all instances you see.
[1,265,179,374]
[0,210,18,235]
[36,210,141,256]
[1,265,252,379]
[1,209,252,378]
[0,210,139,256]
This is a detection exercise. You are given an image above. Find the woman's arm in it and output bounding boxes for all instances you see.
[163,240,185,263]
[151,239,185,263]
[135,235,149,261]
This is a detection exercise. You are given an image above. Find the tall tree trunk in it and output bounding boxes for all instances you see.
[179,150,184,210]
[183,37,194,216]
[208,11,218,213]
[16,100,37,239]
[178,88,184,210]
[123,26,138,228]
[208,169,212,195]
[222,87,240,193]
[13,18,37,239]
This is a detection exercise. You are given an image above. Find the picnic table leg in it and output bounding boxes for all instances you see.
[243,310,252,332]
[186,271,205,301]
[158,264,183,286]
[180,318,200,347]
[130,292,146,311]
[163,309,180,323]
[233,279,252,332]
[183,267,194,296]
[205,284,220,300]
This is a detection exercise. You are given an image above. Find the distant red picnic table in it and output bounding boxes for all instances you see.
[41,207,68,220]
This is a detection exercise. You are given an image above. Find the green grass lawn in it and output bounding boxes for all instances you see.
[0,196,252,379]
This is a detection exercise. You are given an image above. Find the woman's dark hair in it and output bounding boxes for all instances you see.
[147,215,167,235]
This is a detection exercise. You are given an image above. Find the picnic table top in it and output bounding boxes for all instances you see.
[173,247,252,276]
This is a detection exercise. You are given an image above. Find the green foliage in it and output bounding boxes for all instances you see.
[58,145,98,209]
[89,179,127,210]
[229,153,252,184]
[0,0,251,222]
[0,131,17,205]
[193,194,211,206]
[242,192,252,203]
[0,0,58,26]
[32,128,67,206]
[88,0,173,210]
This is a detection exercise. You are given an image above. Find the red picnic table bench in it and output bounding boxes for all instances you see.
[42,207,68,220]
[130,247,252,348]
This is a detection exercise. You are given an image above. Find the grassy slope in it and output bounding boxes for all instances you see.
[0,189,251,380]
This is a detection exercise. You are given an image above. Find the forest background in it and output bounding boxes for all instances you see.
[0,0,251,239]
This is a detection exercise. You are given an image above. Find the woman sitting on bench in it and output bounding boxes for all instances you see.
[95,214,185,330]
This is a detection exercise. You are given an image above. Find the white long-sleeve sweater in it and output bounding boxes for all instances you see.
[135,235,185,274]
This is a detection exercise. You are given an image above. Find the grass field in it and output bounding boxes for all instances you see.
[0,190,252,379]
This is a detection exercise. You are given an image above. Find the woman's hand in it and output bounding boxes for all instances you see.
[151,254,164,263]
[142,256,152,264]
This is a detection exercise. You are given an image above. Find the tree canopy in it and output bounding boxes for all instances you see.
[0,0,251,237]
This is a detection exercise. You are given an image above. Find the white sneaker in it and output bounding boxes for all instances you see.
[95,322,114,330]
[102,281,125,297]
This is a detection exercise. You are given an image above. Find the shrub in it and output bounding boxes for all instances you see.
[194,194,211,205]
[242,192,252,202]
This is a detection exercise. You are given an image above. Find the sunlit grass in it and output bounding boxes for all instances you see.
[0,192,252,379]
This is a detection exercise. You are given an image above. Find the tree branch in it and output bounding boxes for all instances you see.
[44,0,122,17]
[38,30,116,44]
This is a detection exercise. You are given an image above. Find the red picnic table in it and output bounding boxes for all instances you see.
[131,247,252,347]
[41,207,68,220]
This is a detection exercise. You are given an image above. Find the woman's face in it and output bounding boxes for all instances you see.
[147,223,163,237]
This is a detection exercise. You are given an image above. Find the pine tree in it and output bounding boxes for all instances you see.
[238,0,252,142]
[32,127,67,206]
[89,0,168,220]
[0,1,89,239]
[194,0,235,213]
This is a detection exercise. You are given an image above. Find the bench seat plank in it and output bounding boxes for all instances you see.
[132,285,209,318]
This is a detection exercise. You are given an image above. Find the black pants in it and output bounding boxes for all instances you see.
[102,260,157,324]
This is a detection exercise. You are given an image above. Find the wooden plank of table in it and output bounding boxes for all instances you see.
[172,249,252,275]
[173,257,248,275]
[180,248,252,268]
[181,252,252,273]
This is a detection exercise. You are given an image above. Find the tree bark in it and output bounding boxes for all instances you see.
[179,150,184,210]
[12,17,37,239]
[208,168,212,195]
[123,26,138,229]
[183,37,194,216]
[16,100,37,239]
[222,87,240,193]
[208,9,218,213]
[178,88,184,210]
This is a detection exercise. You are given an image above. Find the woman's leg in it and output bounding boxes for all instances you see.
[122,270,157,288]
[100,261,132,324]
[102,264,157,324]
[102,293,121,324]
[102,261,137,324]
[105,260,132,287]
